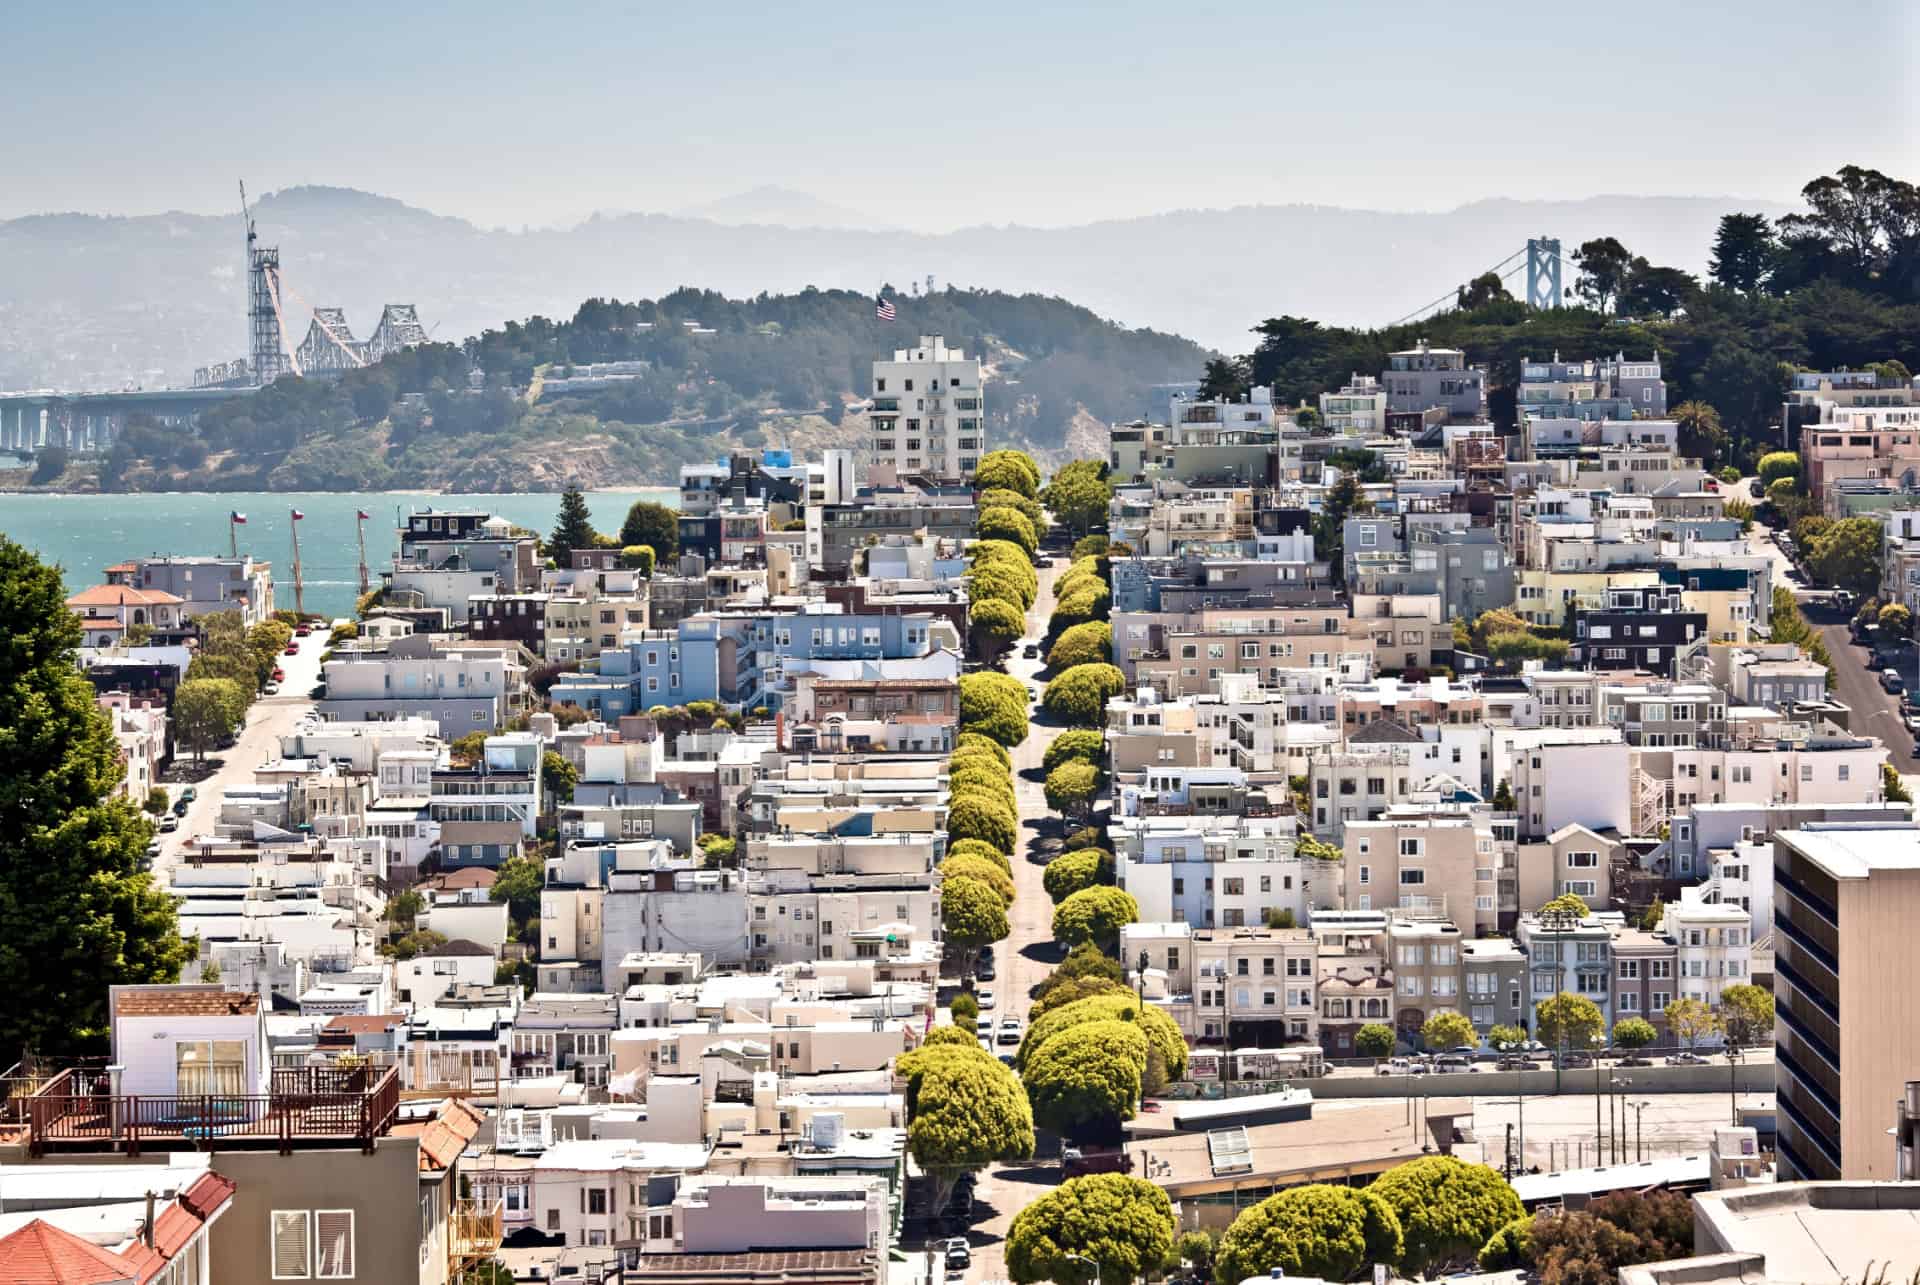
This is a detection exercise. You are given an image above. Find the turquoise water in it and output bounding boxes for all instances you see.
[0,489,677,620]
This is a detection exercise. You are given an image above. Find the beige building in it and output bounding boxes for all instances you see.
[1340,814,1496,932]
[1125,921,1318,1046]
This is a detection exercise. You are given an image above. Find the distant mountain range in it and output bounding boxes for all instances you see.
[0,185,1796,390]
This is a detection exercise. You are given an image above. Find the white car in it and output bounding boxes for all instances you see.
[975,1016,994,1038]
[974,988,995,1011]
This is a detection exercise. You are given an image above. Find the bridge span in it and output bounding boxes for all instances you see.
[0,386,253,453]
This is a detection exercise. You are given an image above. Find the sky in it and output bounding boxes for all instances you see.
[6,0,1915,231]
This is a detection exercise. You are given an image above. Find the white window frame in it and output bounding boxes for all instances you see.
[271,1210,312,1280]
[315,1210,355,1279]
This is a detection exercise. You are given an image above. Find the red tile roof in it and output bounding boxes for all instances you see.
[64,585,182,609]
[113,989,259,1018]
[399,1098,486,1173]
[320,1014,405,1037]
[0,1220,137,1284]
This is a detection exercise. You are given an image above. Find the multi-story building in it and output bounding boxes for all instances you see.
[101,553,275,624]
[1567,583,1707,676]
[1112,816,1314,930]
[1772,825,1920,1181]
[1310,909,1395,1055]
[1340,814,1495,932]
[1516,910,1615,1035]
[1319,375,1389,435]
[1124,921,1318,1046]
[1388,917,1467,1043]
[1661,899,1754,1009]
[1609,927,1677,1034]
[1382,342,1486,420]
[320,652,519,737]
[1461,936,1527,1037]
[867,335,983,482]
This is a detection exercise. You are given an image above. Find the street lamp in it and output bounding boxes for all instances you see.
[1064,1252,1103,1285]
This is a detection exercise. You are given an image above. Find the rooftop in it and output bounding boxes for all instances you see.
[1776,824,1920,878]
[111,988,257,1019]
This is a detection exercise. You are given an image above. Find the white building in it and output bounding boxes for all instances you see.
[1660,899,1754,1011]
[867,335,983,482]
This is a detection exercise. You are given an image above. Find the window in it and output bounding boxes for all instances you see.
[1619,959,1640,980]
[315,1212,354,1279]
[177,1040,246,1096]
[1566,851,1598,869]
[1399,867,1427,886]
[272,1211,312,1279]
[1650,960,1672,979]
[1399,837,1424,858]
[1618,992,1640,1013]
[588,1188,608,1215]
[1565,880,1596,896]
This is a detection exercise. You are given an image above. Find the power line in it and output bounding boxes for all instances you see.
[1383,246,1528,329]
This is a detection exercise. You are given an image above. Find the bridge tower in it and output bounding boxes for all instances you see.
[1525,237,1562,311]
[242,182,289,385]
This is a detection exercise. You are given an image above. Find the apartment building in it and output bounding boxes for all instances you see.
[320,652,518,736]
[1610,927,1677,1033]
[1340,815,1496,932]
[1319,375,1389,435]
[1124,921,1318,1045]
[1388,918,1468,1042]
[1122,607,1376,697]
[1381,342,1486,419]
[1461,937,1527,1037]
[102,553,275,624]
[1661,899,1754,1009]
[1516,911,1615,1034]
[866,335,983,482]
[1772,825,1920,1181]
[1112,816,1315,930]
[1311,910,1395,1055]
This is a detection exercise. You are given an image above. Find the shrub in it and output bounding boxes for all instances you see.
[1478,1215,1536,1270]
[1214,1185,1405,1284]
[1043,729,1106,773]
[1047,621,1112,670]
[1356,1023,1395,1059]
[1043,847,1111,903]
[1061,825,1110,853]
[1369,1156,1525,1273]
[1042,663,1126,726]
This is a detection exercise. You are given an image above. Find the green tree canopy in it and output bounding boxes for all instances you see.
[1478,1216,1536,1271]
[1370,1156,1525,1274]
[948,994,978,1027]
[619,500,679,558]
[1612,1017,1658,1050]
[541,750,578,806]
[1880,603,1913,636]
[1717,983,1775,1049]
[1050,584,1108,632]
[1355,1023,1396,1059]
[1673,400,1728,464]
[1044,460,1113,537]
[1757,451,1801,486]
[1214,1185,1405,1284]
[948,793,1019,856]
[942,875,1011,955]
[1022,1018,1148,1133]
[1044,760,1101,815]
[976,450,1041,498]
[1806,516,1885,597]
[1043,663,1126,726]
[1061,824,1110,853]
[1535,992,1607,1051]
[1043,728,1107,774]
[1073,534,1110,560]
[1043,846,1112,904]
[489,854,543,923]
[1030,974,1131,1021]
[958,671,1030,747]
[1710,212,1775,293]
[1005,1174,1175,1285]
[946,837,1011,873]
[1031,941,1124,1013]
[1019,991,1187,1081]
[548,485,598,554]
[896,1042,1033,1208]
[173,677,247,760]
[1539,891,1591,920]
[977,507,1039,560]
[956,732,1012,768]
[978,487,1044,529]
[1488,1023,1528,1051]
[970,597,1026,652]
[0,539,189,1053]
[1422,1009,1476,1051]
[1052,886,1139,952]
[620,544,656,576]
[1047,621,1113,671]
[940,854,1015,906]
[970,563,1037,612]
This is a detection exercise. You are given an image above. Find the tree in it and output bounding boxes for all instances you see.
[924,1024,978,1051]
[1710,213,1775,293]
[1457,270,1514,311]
[1051,584,1108,633]
[1044,760,1100,817]
[1022,1018,1148,1133]
[1370,1156,1525,1274]
[1663,996,1719,1050]
[1534,992,1606,1052]
[449,731,487,763]
[977,506,1039,560]
[969,598,1025,655]
[385,888,425,928]
[1032,942,1125,1011]
[1881,602,1913,636]
[1478,1216,1536,1271]
[1673,401,1728,465]
[956,731,1011,768]
[697,833,738,868]
[1314,471,1369,585]
[971,562,1036,611]
[620,544,656,576]
[1612,1017,1657,1050]
[1640,898,1666,932]
[979,487,1045,529]
[1757,451,1802,487]
[1198,355,1250,401]
[1020,992,1187,1081]
[143,786,169,816]
[1043,847,1111,904]
[1807,516,1884,597]
[1043,729,1107,774]
[540,750,577,807]
[1422,1009,1476,1051]
[958,672,1029,748]
[548,485,597,555]
[1047,622,1112,671]
[1355,1023,1395,1059]
[1488,1023,1527,1051]
[1044,461,1112,537]
[1717,983,1775,1050]
[897,1042,1033,1211]
[975,450,1041,499]
[1884,762,1912,804]
[948,794,1018,854]
[941,854,1014,906]
[619,500,679,558]
[29,445,69,485]
[1573,237,1636,312]
[1073,534,1110,560]
[173,677,245,761]
[1175,1229,1215,1281]
[489,855,543,923]
[1052,886,1139,953]
[1043,663,1126,726]
[1005,1175,1175,1285]
[949,992,978,1025]
[1492,778,1517,811]
[1296,833,1343,864]
[1540,891,1591,920]
[1061,824,1110,853]
[1214,1185,1404,1284]
[1031,975,1131,1021]
[942,875,1010,960]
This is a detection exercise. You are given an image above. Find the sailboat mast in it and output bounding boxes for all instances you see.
[290,509,305,617]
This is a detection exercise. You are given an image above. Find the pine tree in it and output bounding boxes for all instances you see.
[548,485,597,555]
[0,538,188,1054]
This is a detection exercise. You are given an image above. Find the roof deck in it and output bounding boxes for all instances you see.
[26,1064,399,1157]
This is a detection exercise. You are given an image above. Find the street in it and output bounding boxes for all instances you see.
[962,552,1073,1282]
[153,626,328,887]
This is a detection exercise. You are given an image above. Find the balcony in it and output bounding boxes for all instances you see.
[449,1198,504,1270]
[27,1064,400,1157]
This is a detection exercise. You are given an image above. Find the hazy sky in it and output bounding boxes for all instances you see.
[7,0,1914,230]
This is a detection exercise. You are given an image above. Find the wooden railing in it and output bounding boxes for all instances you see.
[27,1064,399,1157]
[448,1198,504,1270]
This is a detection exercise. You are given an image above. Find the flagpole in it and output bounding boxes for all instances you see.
[356,511,370,596]
[229,513,237,559]
[290,509,305,618]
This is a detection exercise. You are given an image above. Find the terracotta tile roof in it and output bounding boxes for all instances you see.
[320,1014,405,1037]
[0,1219,138,1284]
[113,988,259,1018]
[427,868,496,891]
[77,618,124,630]
[118,1172,235,1283]
[405,1098,486,1173]
[64,585,183,609]
[178,1172,237,1222]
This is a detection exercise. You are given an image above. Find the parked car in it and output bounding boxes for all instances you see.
[1497,1054,1541,1071]
[1061,1146,1132,1176]
[1667,1051,1708,1065]
[171,797,191,817]
[974,958,996,982]
[974,988,995,1011]
[294,625,312,637]
[942,1239,971,1271]
[1560,1051,1594,1068]
[1022,643,1040,658]
[1884,669,1906,694]
[159,815,179,832]
[1376,1057,1411,1076]
[283,644,299,656]
[975,1016,994,1038]
[1434,1054,1477,1074]
[997,1017,1022,1046]
[263,681,280,696]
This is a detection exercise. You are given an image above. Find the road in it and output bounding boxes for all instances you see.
[153,627,328,887]
[963,553,1072,1283]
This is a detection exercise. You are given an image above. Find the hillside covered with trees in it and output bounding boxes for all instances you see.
[1202,165,1920,469]
[34,287,1209,493]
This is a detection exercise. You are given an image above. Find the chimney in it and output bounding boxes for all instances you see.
[143,1191,156,1247]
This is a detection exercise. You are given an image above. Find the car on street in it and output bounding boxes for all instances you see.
[1434,1054,1477,1074]
[1667,1051,1708,1065]
[263,682,280,695]
[283,644,299,656]
[974,958,995,981]
[974,988,995,1011]
[942,1239,971,1271]
[975,1016,994,1038]
[1022,643,1040,658]
[1560,1051,1594,1068]
[1376,1057,1411,1076]
[159,815,179,832]
[1884,669,1906,694]
[295,626,311,637]
[996,1017,1021,1045]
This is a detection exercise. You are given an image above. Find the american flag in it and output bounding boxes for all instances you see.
[229,511,247,524]
[876,297,896,321]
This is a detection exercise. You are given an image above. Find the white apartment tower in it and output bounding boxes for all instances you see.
[868,335,983,482]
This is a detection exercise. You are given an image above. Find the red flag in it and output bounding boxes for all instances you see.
[229,511,247,524]
[290,509,305,520]
[356,509,371,520]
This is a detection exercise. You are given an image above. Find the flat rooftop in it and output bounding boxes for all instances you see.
[1777,825,1920,878]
